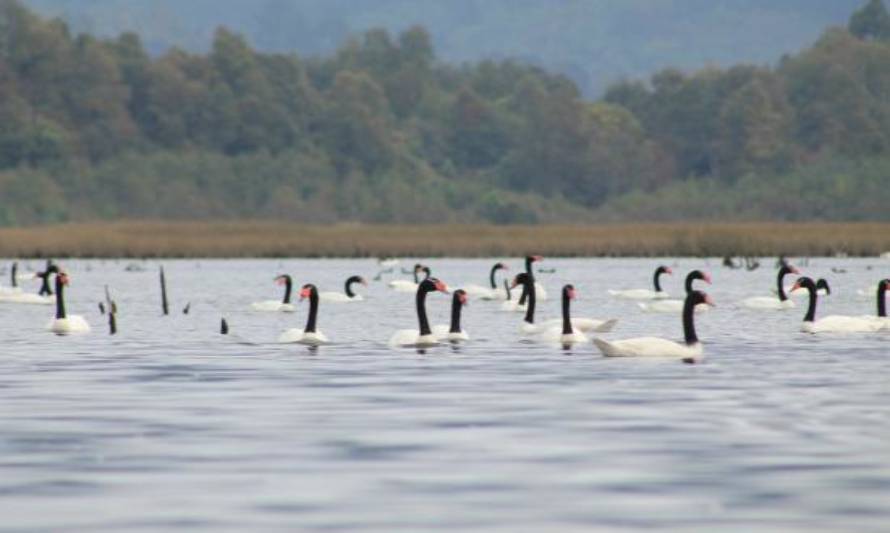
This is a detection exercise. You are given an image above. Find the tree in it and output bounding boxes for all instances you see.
[849,0,890,41]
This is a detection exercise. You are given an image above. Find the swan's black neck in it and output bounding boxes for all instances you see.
[682,294,698,345]
[803,285,817,323]
[878,283,887,318]
[519,258,535,305]
[523,276,536,325]
[54,275,66,319]
[489,264,500,289]
[561,288,572,335]
[777,266,793,301]
[450,294,463,333]
[304,288,319,333]
[345,276,361,298]
[504,279,511,301]
[11,262,17,288]
[416,287,432,336]
[653,268,666,292]
[413,268,420,284]
[281,277,293,304]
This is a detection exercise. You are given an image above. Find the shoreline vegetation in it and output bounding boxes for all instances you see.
[1,222,889,258]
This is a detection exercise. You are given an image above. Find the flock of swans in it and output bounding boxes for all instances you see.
[0,255,888,363]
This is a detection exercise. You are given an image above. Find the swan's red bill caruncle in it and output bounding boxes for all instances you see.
[433,279,449,294]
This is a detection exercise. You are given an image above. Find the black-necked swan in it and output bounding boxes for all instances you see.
[639,270,712,313]
[593,290,714,362]
[536,285,592,344]
[741,264,799,309]
[0,263,55,305]
[279,284,329,345]
[320,275,367,302]
[786,277,830,298]
[609,265,672,300]
[47,272,91,335]
[790,277,884,333]
[433,289,470,342]
[462,262,510,300]
[389,278,450,347]
[389,264,430,293]
[0,262,23,296]
[251,274,296,312]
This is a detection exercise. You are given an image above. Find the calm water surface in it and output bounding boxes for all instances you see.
[1,258,889,532]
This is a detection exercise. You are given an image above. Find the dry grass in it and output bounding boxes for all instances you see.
[0,221,888,258]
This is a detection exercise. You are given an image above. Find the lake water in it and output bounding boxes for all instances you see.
[1,258,889,532]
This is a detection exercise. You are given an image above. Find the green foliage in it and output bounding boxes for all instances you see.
[0,0,888,225]
[849,0,890,41]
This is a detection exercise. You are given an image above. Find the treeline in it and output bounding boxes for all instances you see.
[1,0,889,225]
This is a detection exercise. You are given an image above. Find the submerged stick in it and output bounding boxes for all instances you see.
[160,266,169,315]
[220,318,229,335]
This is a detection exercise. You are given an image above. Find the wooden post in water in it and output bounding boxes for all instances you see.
[160,266,169,315]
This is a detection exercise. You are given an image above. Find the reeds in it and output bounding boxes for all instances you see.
[0,221,888,258]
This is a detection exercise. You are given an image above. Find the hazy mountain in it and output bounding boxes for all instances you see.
[23,0,863,95]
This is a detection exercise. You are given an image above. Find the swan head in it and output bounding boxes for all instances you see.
[689,270,711,284]
[420,278,449,294]
[790,277,816,294]
[494,262,509,271]
[656,265,673,276]
[816,278,831,295]
[511,273,531,289]
[689,290,715,307]
[298,284,317,300]
[563,284,576,300]
[58,271,70,286]
[275,274,291,285]
[781,264,801,276]
[347,275,367,286]
[454,289,468,306]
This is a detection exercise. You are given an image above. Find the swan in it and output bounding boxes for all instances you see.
[609,266,672,300]
[790,277,884,334]
[535,285,591,345]
[36,262,59,296]
[389,264,430,293]
[389,278,450,348]
[0,262,55,305]
[251,274,296,312]
[320,275,367,302]
[433,289,470,342]
[47,272,91,335]
[499,278,523,311]
[741,265,799,309]
[593,290,715,362]
[638,270,712,313]
[517,256,548,306]
[0,262,23,295]
[512,272,541,335]
[279,284,329,345]
[462,262,510,300]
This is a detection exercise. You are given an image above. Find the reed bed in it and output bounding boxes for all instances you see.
[0,221,889,258]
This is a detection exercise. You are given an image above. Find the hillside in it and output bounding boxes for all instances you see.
[0,0,889,226]
[23,0,863,96]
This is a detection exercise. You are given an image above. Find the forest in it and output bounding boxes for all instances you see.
[1,0,889,226]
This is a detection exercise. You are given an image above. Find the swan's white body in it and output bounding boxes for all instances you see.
[0,285,23,296]
[608,289,670,300]
[460,284,497,299]
[47,316,91,335]
[539,317,618,333]
[278,329,329,345]
[0,292,53,305]
[478,286,509,301]
[741,296,795,310]
[432,325,470,342]
[319,292,363,303]
[388,280,418,293]
[594,338,703,362]
[783,286,829,298]
[502,300,528,312]
[801,316,886,334]
[389,330,440,348]
[534,326,589,345]
[250,301,295,312]
[638,301,710,314]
